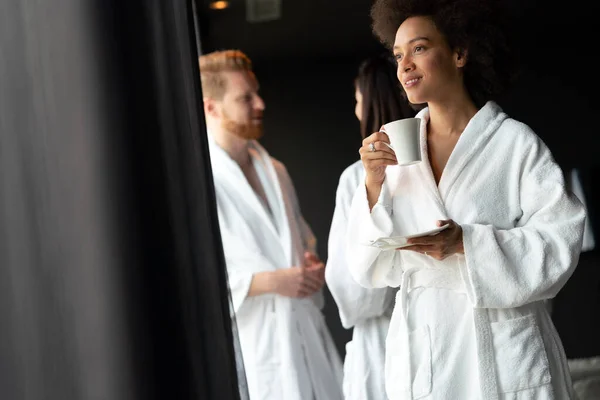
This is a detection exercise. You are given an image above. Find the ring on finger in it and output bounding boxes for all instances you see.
[369,142,376,152]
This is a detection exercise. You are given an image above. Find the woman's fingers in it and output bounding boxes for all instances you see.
[363,130,390,145]
[402,244,434,253]
[360,141,397,159]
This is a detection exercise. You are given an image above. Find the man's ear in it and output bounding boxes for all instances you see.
[203,97,220,118]
[454,48,468,68]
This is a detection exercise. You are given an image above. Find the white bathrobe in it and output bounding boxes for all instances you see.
[326,160,395,400]
[346,101,586,399]
[209,138,343,400]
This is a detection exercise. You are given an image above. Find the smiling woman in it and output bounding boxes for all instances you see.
[348,0,587,399]
[372,0,518,108]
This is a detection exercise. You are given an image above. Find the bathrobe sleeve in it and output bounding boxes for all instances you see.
[459,129,586,309]
[215,193,279,314]
[346,178,401,289]
[326,166,394,328]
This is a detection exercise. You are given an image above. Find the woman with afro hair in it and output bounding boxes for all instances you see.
[345,0,586,398]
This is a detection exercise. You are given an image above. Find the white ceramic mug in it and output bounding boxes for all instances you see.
[382,117,422,166]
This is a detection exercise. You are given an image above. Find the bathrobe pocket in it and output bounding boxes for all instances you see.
[490,314,551,393]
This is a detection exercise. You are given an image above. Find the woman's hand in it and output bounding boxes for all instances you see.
[402,220,464,260]
[359,130,398,186]
[359,129,397,209]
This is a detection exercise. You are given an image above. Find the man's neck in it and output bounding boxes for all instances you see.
[211,127,251,167]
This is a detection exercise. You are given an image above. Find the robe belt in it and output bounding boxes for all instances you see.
[399,267,466,321]
[397,267,498,399]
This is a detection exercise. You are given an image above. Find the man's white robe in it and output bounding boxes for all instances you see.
[347,101,586,399]
[209,138,343,400]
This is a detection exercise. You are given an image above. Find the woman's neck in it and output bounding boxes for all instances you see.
[427,92,479,137]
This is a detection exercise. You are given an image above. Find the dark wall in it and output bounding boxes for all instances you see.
[252,9,600,358]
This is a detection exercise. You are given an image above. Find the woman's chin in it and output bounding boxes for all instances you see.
[406,93,425,105]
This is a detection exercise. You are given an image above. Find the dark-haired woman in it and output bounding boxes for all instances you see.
[347,0,586,398]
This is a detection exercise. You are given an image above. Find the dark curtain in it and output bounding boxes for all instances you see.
[0,1,241,399]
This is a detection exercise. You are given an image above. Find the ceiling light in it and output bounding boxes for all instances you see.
[209,1,229,10]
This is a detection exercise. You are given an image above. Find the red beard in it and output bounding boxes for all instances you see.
[222,114,264,140]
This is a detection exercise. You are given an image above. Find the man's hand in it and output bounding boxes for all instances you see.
[303,251,325,281]
[269,261,324,298]
[269,251,325,297]
[248,252,326,298]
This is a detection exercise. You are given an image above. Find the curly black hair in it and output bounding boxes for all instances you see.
[370,0,519,107]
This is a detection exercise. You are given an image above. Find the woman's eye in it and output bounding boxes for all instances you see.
[394,54,403,62]
[414,46,424,53]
